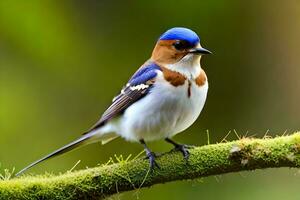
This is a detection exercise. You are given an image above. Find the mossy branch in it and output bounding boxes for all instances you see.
[1,133,300,199]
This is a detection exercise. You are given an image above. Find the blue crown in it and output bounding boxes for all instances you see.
[159,27,200,45]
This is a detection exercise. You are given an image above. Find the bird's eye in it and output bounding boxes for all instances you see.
[173,40,191,51]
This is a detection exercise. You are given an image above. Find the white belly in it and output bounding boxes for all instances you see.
[117,73,208,142]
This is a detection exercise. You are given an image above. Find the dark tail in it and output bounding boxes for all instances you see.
[15,132,96,176]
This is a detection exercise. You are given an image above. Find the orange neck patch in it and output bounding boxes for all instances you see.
[195,69,207,86]
[160,66,186,87]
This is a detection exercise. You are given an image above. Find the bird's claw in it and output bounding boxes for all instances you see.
[173,144,191,160]
[145,151,160,170]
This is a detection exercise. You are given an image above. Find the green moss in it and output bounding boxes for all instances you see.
[1,133,300,199]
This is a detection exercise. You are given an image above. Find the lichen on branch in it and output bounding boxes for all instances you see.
[1,133,300,200]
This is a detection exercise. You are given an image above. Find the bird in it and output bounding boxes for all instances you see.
[16,27,211,176]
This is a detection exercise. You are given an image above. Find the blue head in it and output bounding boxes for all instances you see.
[159,27,200,47]
[152,27,211,64]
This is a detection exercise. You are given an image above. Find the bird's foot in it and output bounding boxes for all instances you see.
[172,144,194,160]
[145,151,160,170]
[165,138,195,160]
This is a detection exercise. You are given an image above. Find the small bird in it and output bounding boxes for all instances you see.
[16,27,211,176]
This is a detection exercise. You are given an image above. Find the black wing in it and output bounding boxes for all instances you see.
[87,61,161,132]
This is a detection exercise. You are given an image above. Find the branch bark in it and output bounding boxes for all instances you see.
[1,133,300,200]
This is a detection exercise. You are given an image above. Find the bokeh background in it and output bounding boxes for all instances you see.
[1,0,300,199]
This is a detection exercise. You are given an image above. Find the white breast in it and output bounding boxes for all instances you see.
[117,70,208,142]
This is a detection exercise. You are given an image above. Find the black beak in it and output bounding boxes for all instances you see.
[189,47,212,55]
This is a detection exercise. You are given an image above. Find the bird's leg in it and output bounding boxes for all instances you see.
[140,139,160,170]
[165,138,193,160]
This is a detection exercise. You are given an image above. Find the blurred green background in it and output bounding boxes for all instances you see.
[1,0,300,199]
